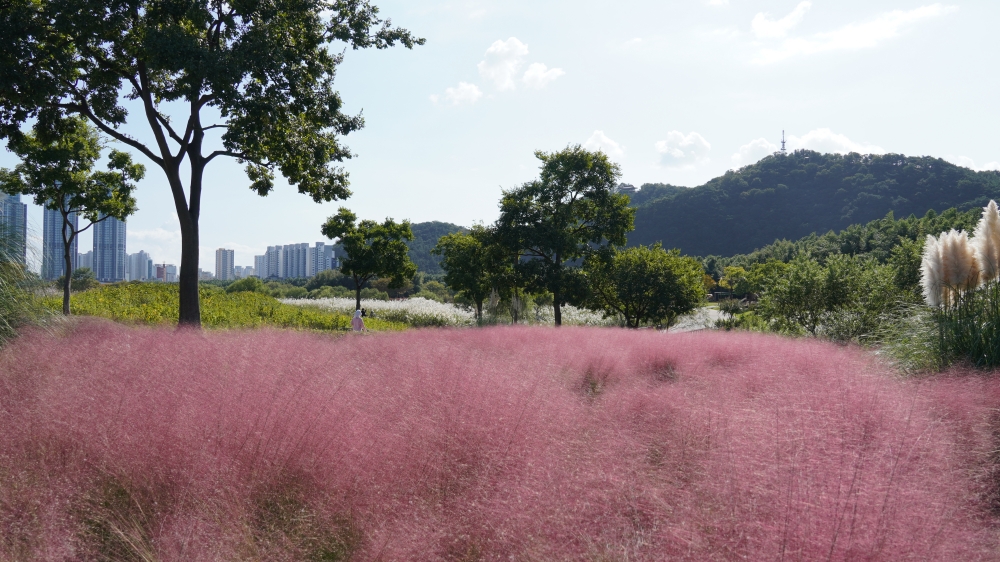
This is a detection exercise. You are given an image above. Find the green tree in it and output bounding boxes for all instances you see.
[719,265,749,297]
[433,225,508,321]
[495,145,634,326]
[0,0,422,326]
[584,245,704,328]
[58,267,100,293]
[321,208,417,310]
[0,117,141,314]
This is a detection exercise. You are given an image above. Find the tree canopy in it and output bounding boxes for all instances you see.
[496,145,634,326]
[0,116,142,314]
[0,0,422,325]
[433,225,508,321]
[321,208,417,310]
[584,244,704,328]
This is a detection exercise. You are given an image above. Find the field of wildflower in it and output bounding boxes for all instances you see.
[289,296,615,327]
[40,283,406,331]
[3,321,1000,560]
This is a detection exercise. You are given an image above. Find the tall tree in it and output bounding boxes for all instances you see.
[321,208,417,310]
[0,0,422,326]
[433,225,510,322]
[495,145,634,325]
[0,117,141,314]
[584,244,704,328]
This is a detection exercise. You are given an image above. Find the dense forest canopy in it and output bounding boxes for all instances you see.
[407,221,467,274]
[628,150,1000,257]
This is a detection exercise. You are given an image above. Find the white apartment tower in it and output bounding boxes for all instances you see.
[215,248,235,281]
[126,251,152,281]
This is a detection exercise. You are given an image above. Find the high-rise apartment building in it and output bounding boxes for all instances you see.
[92,215,126,282]
[77,251,93,271]
[42,204,78,280]
[155,263,177,282]
[307,242,335,277]
[0,193,28,263]
[126,251,152,281]
[215,248,235,281]
[282,243,309,279]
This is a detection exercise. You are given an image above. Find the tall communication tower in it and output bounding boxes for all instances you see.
[781,130,787,154]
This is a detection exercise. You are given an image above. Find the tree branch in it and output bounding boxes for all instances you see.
[57,102,163,166]
[206,150,252,164]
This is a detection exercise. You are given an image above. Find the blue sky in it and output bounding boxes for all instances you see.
[4,0,998,272]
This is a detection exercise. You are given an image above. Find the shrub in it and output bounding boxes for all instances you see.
[225,276,266,294]
[0,324,997,559]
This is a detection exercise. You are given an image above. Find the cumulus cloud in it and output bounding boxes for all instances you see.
[583,130,625,158]
[945,156,1000,172]
[753,4,957,64]
[752,1,811,39]
[477,37,530,90]
[430,82,483,106]
[732,138,779,166]
[787,128,885,154]
[522,63,565,89]
[655,131,711,168]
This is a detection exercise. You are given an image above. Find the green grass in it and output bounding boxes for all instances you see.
[41,283,406,332]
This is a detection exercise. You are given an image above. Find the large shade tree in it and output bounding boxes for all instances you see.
[495,146,634,325]
[0,116,142,315]
[321,207,417,311]
[584,244,704,328]
[0,0,422,326]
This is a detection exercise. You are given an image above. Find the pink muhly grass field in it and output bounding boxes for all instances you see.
[2,319,1000,560]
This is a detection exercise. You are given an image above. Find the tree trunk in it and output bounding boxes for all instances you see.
[355,275,362,311]
[553,293,562,327]
[62,244,73,315]
[476,300,483,322]
[61,214,74,315]
[177,215,201,326]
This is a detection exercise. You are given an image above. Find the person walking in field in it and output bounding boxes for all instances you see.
[352,309,366,332]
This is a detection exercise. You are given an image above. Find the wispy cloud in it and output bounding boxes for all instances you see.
[732,138,778,166]
[583,130,625,158]
[945,155,1000,172]
[787,128,885,154]
[430,82,483,106]
[752,2,811,39]
[753,4,957,64]
[522,63,565,89]
[656,131,711,168]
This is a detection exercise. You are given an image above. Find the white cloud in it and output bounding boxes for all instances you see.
[583,130,625,158]
[732,138,779,166]
[478,37,530,90]
[522,63,565,89]
[754,4,958,64]
[752,1,812,39]
[655,131,711,168]
[787,128,885,154]
[431,82,483,106]
[945,155,1000,172]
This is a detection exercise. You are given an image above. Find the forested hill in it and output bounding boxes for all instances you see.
[408,221,466,274]
[628,150,1000,257]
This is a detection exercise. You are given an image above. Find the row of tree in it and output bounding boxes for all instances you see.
[433,146,704,328]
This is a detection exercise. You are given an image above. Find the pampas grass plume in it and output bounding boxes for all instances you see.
[940,229,979,295]
[921,233,943,307]
[972,200,1000,284]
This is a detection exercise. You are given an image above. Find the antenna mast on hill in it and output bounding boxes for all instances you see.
[781,130,787,154]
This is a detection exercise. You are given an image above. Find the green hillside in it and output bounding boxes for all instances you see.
[629,151,1000,257]
[408,221,467,274]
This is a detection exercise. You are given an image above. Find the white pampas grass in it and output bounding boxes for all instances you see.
[973,200,1000,284]
[921,234,943,307]
[940,229,978,291]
